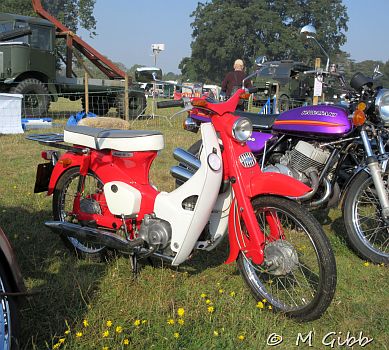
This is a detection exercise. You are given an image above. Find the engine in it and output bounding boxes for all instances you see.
[139,214,172,250]
[264,141,330,184]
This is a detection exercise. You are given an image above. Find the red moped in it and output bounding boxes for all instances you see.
[29,80,336,321]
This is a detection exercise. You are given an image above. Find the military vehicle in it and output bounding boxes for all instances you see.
[0,6,146,118]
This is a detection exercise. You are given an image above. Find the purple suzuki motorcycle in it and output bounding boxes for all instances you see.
[177,67,389,265]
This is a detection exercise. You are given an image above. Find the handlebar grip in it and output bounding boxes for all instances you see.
[157,100,185,109]
[247,87,259,94]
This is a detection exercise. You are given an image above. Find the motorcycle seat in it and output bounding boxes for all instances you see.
[233,111,279,130]
[64,125,164,151]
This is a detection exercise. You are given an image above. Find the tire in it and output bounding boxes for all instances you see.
[10,78,49,117]
[115,92,146,119]
[0,265,20,350]
[82,94,111,116]
[278,94,290,112]
[343,170,389,264]
[237,196,337,321]
[53,167,108,261]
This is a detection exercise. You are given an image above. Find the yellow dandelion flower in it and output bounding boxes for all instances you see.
[83,319,89,327]
[64,330,70,335]
[177,308,185,317]
[102,330,109,338]
[178,318,185,325]
[174,332,180,339]
[115,326,123,334]
[142,320,147,324]
[59,338,65,344]
[106,320,112,328]
[167,319,175,325]
[256,301,264,309]
[217,282,221,286]
[102,347,109,350]
[205,299,211,305]
[262,298,267,303]
[207,306,215,313]
[238,334,245,341]
[123,338,130,345]
[363,261,370,267]
[268,305,273,310]
[76,332,83,338]
[53,344,60,350]
[200,293,207,298]
[213,330,219,337]
[229,291,236,297]
[218,289,224,294]
[13,185,16,189]
[134,319,141,327]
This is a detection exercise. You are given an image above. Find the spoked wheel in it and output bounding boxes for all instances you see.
[237,196,337,321]
[344,170,389,264]
[0,266,19,350]
[53,167,108,260]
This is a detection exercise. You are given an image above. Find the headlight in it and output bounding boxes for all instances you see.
[232,117,252,142]
[375,89,389,125]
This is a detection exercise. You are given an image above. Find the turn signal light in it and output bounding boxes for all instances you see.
[59,158,72,167]
[357,102,367,111]
[192,99,208,107]
[239,93,251,100]
[352,109,366,126]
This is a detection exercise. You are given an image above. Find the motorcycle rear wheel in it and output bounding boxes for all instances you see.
[343,170,389,264]
[237,196,337,321]
[53,167,108,261]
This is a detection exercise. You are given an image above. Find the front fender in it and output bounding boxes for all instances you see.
[247,172,312,198]
[0,227,26,294]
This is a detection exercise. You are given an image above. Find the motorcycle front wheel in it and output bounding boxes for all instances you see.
[53,167,108,261]
[237,196,337,321]
[343,170,389,264]
[0,265,19,349]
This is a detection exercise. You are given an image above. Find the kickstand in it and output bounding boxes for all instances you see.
[130,253,138,277]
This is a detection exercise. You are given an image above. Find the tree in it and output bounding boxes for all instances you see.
[0,0,96,34]
[181,0,348,83]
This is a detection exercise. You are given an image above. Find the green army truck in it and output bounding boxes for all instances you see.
[0,13,146,117]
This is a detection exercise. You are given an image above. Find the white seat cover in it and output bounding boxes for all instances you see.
[64,125,164,151]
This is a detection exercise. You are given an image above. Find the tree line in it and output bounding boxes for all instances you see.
[1,0,387,87]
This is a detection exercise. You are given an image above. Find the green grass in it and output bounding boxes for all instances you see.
[0,109,388,350]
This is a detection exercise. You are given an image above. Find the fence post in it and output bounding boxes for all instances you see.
[312,58,321,106]
[124,74,129,121]
[84,72,89,114]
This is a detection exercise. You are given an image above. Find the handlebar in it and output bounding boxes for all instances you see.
[157,100,185,109]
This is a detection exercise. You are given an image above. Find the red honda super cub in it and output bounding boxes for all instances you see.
[28,87,336,322]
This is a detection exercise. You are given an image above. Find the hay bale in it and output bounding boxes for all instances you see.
[78,117,130,130]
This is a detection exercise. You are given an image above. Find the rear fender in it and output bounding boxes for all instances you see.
[47,153,84,195]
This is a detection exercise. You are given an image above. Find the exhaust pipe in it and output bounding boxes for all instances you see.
[45,221,143,252]
[173,148,201,171]
[170,166,194,183]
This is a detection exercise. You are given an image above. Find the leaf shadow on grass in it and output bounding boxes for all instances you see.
[0,206,108,349]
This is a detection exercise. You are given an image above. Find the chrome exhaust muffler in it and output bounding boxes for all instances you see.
[170,166,194,183]
[45,221,143,252]
[173,148,201,171]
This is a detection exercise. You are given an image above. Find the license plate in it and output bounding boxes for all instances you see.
[34,162,53,193]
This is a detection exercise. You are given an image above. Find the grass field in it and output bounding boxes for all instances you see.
[0,105,388,350]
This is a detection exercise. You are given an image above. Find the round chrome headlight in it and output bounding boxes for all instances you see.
[232,117,253,142]
[375,88,389,125]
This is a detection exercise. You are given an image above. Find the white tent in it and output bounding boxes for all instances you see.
[0,93,23,134]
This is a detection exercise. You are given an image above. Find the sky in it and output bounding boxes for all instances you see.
[79,0,389,74]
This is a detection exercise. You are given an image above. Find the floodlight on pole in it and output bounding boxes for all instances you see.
[151,43,165,66]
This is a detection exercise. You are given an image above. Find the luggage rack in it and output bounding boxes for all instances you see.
[26,133,86,154]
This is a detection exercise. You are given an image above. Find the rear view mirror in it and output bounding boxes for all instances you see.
[255,56,267,67]
[300,24,317,40]
[135,67,163,83]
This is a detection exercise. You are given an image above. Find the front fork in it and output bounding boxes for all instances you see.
[360,127,389,218]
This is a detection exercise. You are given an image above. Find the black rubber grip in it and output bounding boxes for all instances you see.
[247,87,259,94]
[157,100,184,109]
